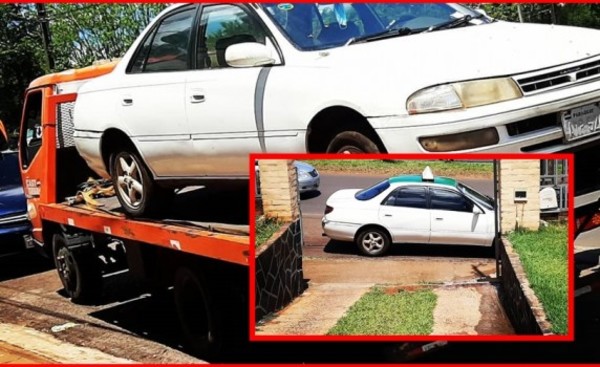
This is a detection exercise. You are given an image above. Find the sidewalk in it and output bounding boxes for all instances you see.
[0,323,134,364]
[0,341,54,363]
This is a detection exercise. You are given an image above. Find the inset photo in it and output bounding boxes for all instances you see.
[250,154,572,341]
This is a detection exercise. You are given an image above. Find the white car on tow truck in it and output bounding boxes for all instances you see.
[71,3,600,216]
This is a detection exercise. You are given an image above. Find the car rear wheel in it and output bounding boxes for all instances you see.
[326,131,381,153]
[356,227,390,256]
[111,150,172,217]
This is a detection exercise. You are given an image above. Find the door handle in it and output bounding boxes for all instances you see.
[122,98,133,106]
[190,94,205,103]
[384,214,392,217]
[435,218,443,221]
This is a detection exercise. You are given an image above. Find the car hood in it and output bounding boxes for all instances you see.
[0,185,27,218]
[294,161,316,173]
[321,22,600,89]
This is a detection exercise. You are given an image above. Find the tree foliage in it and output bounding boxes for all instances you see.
[0,4,47,134]
[47,4,167,70]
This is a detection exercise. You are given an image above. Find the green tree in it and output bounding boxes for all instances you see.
[47,4,167,70]
[0,4,47,136]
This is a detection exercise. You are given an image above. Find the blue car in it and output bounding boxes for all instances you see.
[0,150,30,241]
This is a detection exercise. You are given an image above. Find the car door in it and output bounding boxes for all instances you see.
[185,4,281,177]
[378,186,430,243]
[428,188,491,246]
[118,5,197,178]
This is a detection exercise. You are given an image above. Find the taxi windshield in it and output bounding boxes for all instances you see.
[260,3,486,50]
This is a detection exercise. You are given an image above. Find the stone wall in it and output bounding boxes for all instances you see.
[499,159,541,233]
[499,237,553,335]
[255,219,305,322]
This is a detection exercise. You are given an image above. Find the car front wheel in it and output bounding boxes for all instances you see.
[356,227,390,256]
[326,131,381,154]
[111,150,171,217]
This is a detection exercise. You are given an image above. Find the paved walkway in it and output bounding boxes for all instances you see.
[0,323,134,363]
[0,341,54,363]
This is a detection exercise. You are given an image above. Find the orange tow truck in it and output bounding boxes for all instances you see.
[0,64,249,357]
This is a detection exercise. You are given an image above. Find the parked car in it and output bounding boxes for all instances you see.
[255,160,320,197]
[322,167,495,256]
[71,3,600,216]
[0,150,31,243]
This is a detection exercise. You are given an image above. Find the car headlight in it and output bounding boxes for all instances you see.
[298,171,310,179]
[407,78,522,114]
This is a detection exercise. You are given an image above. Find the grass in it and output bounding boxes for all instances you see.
[255,216,282,248]
[306,160,493,179]
[508,224,568,334]
[328,287,436,335]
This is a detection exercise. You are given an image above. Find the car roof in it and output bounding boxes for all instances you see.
[388,175,457,188]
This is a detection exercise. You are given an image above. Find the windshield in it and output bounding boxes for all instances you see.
[457,183,494,210]
[261,3,486,50]
[355,179,390,201]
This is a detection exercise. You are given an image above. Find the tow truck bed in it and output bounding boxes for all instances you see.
[38,197,249,266]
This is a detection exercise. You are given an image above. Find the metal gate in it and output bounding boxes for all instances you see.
[540,159,568,213]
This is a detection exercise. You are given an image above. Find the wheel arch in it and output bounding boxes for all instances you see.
[99,128,137,174]
[305,105,387,153]
[355,223,393,243]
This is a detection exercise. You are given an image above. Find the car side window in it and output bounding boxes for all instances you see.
[197,4,267,69]
[130,7,196,73]
[19,90,43,168]
[430,188,474,212]
[384,187,427,209]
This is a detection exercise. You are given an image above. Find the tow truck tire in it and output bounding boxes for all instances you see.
[110,150,171,218]
[174,267,221,358]
[52,233,102,304]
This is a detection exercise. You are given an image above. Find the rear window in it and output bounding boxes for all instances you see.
[355,179,390,201]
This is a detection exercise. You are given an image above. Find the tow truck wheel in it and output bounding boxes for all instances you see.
[52,233,102,304]
[111,150,171,218]
[174,267,221,358]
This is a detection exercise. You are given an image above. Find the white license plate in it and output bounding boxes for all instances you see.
[561,103,600,142]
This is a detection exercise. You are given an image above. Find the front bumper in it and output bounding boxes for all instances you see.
[371,78,600,153]
[0,214,31,237]
[298,176,320,193]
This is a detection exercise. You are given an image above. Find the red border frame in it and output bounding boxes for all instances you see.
[248,153,575,342]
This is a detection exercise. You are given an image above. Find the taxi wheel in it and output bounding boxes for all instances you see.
[356,227,391,256]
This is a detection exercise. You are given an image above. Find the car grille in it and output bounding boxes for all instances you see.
[515,58,600,95]
[309,169,318,178]
[505,113,559,136]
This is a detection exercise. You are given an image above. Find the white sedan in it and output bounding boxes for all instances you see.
[322,168,496,256]
[71,3,600,216]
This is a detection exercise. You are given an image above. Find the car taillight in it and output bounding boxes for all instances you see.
[324,205,333,215]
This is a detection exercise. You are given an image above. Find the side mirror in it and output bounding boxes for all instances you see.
[474,8,488,17]
[473,206,484,215]
[225,42,275,68]
[0,119,8,157]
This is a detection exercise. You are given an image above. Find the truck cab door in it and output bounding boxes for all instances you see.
[18,88,50,243]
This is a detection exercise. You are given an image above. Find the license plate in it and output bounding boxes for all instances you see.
[561,103,600,142]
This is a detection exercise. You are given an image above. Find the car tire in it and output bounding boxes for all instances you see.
[356,227,391,256]
[52,233,102,304]
[110,150,172,218]
[326,131,381,154]
[174,267,221,359]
